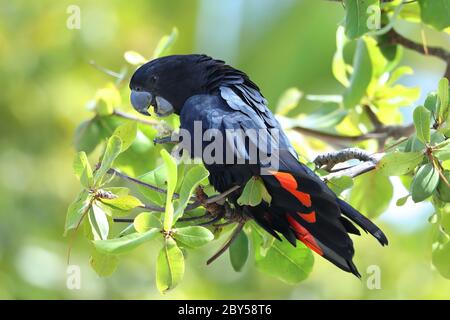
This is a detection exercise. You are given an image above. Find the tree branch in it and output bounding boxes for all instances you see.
[314,147,378,169]
[314,148,383,180]
[386,29,450,62]
[113,109,160,126]
[292,123,414,144]
[323,159,380,180]
[386,29,450,79]
[112,185,241,224]
[108,168,172,197]
[206,221,246,265]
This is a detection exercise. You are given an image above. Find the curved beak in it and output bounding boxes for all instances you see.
[155,96,174,117]
[130,90,153,115]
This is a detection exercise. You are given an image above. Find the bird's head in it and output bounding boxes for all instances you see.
[129,55,209,116]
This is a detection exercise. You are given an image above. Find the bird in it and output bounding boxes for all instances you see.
[129,54,388,277]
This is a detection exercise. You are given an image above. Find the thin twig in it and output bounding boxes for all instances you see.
[212,221,235,228]
[113,218,134,223]
[111,185,242,224]
[89,60,123,79]
[108,168,174,197]
[292,124,414,145]
[386,29,450,78]
[386,29,450,62]
[207,221,246,265]
[139,204,165,212]
[205,185,240,204]
[113,109,160,126]
[184,201,202,211]
[177,213,210,222]
[198,212,224,226]
[154,134,179,145]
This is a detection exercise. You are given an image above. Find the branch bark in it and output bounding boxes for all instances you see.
[292,123,414,144]
[314,148,383,181]
[386,29,450,79]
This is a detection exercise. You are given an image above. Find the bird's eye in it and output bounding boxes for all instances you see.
[135,87,141,92]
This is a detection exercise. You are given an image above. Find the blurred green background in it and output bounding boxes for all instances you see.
[0,0,449,299]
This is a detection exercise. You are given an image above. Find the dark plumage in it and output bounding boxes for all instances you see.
[129,54,388,277]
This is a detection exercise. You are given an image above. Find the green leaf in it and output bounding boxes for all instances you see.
[404,134,426,152]
[64,191,92,235]
[73,151,89,179]
[90,249,119,277]
[378,151,424,176]
[113,121,137,152]
[93,229,159,255]
[229,230,249,272]
[441,209,450,232]
[175,162,186,191]
[152,27,178,59]
[173,226,214,248]
[386,66,414,87]
[123,51,147,65]
[418,0,450,30]
[138,165,168,206]
[343,39,372,109]
[260,182,272,205]
[395,1,421,22]
[435,144,450,161]
[374,86,420,124]
[237,177,265,207]
[156,237,184,294]
[396,195,410,206]
[432,241,450,279]
[134,212,162,233]
[73,151,93,188]
[433,130,446,143]
[299,103,348,129]
[411,163,440,202]
[424,92,439,117]
[436,170,450,202]
[275,87,303,116]
[100,195,144,213]
[438,77,449,122]
[91,84,120,116]
[88,203,110,240]
[174,165,209,220]
[344,0,380,39]
[327,176,354,194]
[94,135,123,187]
[332,26,350,87]
[103,187,130,197]
[349,171,393,218]
[413,106,431,144]
[161,149,178,231]
[252,224,313,284]
[74,119,103,154]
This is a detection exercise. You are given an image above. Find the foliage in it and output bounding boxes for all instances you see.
[64,1,450,294]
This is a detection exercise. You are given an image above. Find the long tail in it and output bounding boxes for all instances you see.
[337,198,388,246]
[254,150,388,277]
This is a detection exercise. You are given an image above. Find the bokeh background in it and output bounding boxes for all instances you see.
[0,0,449,299]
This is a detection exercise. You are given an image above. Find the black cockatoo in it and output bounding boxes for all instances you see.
[129,54,388,277]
